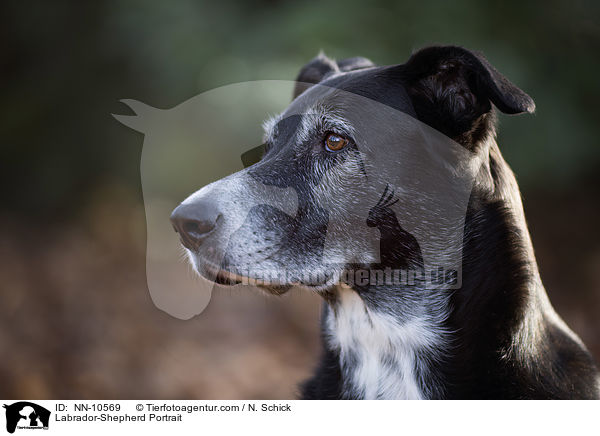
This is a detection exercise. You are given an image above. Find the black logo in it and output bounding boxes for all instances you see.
[3,402,50,434]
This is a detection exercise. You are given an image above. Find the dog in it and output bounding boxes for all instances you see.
[170,46,600,399]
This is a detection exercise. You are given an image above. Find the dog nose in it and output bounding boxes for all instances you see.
[170,202,220,250]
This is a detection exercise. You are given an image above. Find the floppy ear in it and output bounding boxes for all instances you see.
[401,46,535,146]
[293,53,375,99]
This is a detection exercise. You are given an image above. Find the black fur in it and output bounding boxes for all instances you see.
[300,46,599,399]
[366,184,424,271]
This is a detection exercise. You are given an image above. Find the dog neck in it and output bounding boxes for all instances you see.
[323,283,450,399]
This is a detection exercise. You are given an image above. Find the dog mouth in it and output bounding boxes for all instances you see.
[192,254,342,295]
[195,257,293,295]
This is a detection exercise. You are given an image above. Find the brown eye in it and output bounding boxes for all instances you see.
[324,133,349,152]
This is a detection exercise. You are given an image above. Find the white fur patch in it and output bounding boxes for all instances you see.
[325,288,447,399]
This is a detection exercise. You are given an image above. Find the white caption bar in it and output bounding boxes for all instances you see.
[0,400,596,436]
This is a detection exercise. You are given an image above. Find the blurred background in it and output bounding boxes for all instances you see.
[1,0,600,399]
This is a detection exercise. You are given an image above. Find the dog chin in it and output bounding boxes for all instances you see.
[186,253,290,295]
[190,256,243,286]
[187,252,340,295]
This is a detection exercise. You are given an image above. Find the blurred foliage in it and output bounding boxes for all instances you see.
[2,0,600,219]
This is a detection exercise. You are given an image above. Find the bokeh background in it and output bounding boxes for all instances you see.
[1,0,600,399]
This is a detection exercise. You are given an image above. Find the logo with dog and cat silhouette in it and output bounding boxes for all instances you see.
[114,81,478,320]
[3,402,50,434]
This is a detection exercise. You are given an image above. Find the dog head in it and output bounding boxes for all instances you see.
[170,46,534,294]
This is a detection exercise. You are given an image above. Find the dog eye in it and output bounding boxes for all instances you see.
[324,133,349,152]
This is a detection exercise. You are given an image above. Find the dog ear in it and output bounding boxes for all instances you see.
[293,53,375,99]
[293,53,338,99]
[401,46,535,146]
[337,56,375,72]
